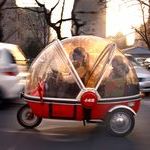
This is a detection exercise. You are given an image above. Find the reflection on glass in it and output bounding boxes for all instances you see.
[26,41,80,99]
[98,52,139,98]
[62,36,112,88]
[25,36,139,100]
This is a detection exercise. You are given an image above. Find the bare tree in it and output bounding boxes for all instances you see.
[131,0,150,49]
[34,0,72,39]
[2,0,108,40]
[2,0,72,40]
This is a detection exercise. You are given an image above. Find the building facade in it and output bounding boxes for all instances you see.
[1,0,49,51]
[72,0,106,38]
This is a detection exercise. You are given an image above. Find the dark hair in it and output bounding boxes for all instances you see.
[112,56,129,76]
[72,47,85,60]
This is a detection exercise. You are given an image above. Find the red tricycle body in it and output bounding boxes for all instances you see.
[26,96,140,121]
[17,36,141,136]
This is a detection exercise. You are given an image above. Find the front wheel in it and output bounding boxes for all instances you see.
[105,109,135,137]
[17,104,42,129]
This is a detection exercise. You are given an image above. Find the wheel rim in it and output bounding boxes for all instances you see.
[21,107,39,126]
[110,112,131,134]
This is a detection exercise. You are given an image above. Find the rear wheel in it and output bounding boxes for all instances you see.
[17,104,42,128]
[106,109,135,137]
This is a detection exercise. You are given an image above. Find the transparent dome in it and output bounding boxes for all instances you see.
[25,35,139,99]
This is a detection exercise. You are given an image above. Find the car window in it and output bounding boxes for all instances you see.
[126,55,141,66]
[6,50,16,64]
[26,41,81,99]
[9,46,27,65]
[0,44,27,65]
[98,52,139,98]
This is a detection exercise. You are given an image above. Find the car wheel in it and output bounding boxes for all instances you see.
[105,109,135,137]
[17,104,42,129]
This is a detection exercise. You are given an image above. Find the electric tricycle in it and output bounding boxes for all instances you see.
[17,35,141,136]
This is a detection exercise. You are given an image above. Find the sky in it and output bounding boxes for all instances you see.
[106,0,149,45]
[16,0,149,45]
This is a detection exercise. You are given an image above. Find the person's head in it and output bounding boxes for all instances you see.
[71,47,87,68]
[112,56,129,77]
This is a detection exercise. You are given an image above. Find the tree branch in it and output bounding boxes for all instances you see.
[55,18,72,24]
[138,0,149,7]
[133,27,146,41]
[35,0,45,7]
[51,0,60,11]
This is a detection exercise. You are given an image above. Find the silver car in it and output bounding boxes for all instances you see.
[126,54,150,93]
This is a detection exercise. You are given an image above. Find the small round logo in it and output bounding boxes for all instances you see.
[81,91,98,108]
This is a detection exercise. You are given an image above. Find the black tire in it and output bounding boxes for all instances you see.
[17,104,42,129]
[105,109,135,137]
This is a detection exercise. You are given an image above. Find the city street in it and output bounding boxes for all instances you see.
[0,0,150,150]
[0,97,150,150]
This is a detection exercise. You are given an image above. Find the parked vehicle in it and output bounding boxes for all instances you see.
[17,36,141,137]
[143,58,150,70]
[125,54,150,94]
[0,43,27,103]
[135,57,146,67]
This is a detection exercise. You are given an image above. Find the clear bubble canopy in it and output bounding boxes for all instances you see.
[25,35,139,99]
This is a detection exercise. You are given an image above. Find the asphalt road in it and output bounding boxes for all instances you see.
[0,98,150,150]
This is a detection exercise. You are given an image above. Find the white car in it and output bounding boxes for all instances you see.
[126,54,150,93]
[0,43,28,103]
